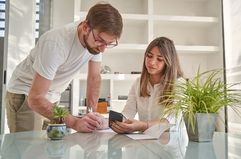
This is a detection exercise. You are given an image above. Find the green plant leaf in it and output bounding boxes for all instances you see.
[52,104,69,124]
[161,68,241,132]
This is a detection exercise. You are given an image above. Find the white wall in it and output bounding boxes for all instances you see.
[51,0,75,28]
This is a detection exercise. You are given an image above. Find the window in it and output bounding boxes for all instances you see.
[35,0,40,38]
[0,0,5,37]
[0,0,39,38]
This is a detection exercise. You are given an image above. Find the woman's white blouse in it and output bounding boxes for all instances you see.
[122,77,185,131]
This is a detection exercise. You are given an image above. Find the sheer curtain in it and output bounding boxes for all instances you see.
[223,0,241,133]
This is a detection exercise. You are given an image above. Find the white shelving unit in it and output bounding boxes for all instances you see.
[75,73,139,102]
[71,0,223,113]
[71,73,140,114]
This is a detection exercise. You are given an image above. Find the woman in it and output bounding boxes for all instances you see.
[110,37,184,133]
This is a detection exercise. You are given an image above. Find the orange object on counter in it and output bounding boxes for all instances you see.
[97,102,108,114]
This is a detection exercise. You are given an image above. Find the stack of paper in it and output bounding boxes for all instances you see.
[126,124,175,140]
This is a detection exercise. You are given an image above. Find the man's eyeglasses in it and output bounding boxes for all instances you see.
[91,29,118,48]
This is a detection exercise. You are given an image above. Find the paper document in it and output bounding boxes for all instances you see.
[97,128,114,133]
[126,123,175,140]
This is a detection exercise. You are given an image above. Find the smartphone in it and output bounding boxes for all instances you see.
[109,110,124,127]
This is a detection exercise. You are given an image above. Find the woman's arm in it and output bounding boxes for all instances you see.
[121,79,139,118]
[110,118,169,134]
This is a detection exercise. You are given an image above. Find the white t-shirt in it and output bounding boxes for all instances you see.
[122,77,184,131]
[7,21,102,102]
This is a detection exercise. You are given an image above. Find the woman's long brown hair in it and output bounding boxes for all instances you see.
[140,37,183,106]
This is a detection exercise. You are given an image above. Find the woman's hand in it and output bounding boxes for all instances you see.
[110,119,148,134]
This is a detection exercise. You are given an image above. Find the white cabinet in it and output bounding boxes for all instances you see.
[71,0,223,113]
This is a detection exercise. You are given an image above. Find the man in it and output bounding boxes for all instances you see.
[5,3,123,133]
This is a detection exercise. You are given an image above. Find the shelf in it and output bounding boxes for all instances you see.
[176,45,219,53]
[153,17,219,31]
[79,12,149,21]
[80,11,218,24]
[106,44,219,53]
[152,15,218,23]
[122,13,148,20]
[78,73,140,80]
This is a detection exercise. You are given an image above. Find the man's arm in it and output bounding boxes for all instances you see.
[28,73,54,119]
[28,73,102,132]
[86,60,101,112]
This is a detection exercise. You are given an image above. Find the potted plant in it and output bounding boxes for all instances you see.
[162,69,241,142]
[47,104,69,140]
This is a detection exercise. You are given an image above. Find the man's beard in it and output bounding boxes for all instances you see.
[83,35,101,55]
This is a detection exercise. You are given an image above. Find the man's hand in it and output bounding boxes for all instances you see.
[71,112,104,132]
